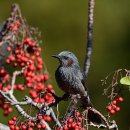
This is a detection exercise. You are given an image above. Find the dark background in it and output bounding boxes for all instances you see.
[0,0,130,130]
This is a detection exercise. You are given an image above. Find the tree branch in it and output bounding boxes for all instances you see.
[0,123,10,130]
[62,95,79,122]
[86,107,118,130]
[84,0,95,78]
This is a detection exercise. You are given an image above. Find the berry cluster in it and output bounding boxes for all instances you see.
[106,97,123,115]
[8,114,52,130]
[0,9,56,129]
[0,35,55,115]
[0,68,13,116]
[57,112,85,130]
[0,68,10,91]
[0,100,12,116]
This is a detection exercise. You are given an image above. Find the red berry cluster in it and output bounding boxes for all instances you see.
[0,37,55,115]
[3,44,56,120]
[0,100,12,116]
[1,8,57,129]
[106,97,123,115]
[0,68,10,91]
[0,13,56,130]
[2,36,55,97]
[0,68,13,116]
[8,114,52,130]
[57,112,85,130]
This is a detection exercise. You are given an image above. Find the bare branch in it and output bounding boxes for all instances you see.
[11,95,61,127]
[49,108,61,127]
[62,95,79,121]
[84,0,95,78]
[10,71,22,94]
[87,107,118,130]
[0,123,10,130]
[0,90,13,103]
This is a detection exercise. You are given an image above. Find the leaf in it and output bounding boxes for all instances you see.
[120,76,130,85]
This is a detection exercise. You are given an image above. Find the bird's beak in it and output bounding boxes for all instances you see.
[52,54,60,59]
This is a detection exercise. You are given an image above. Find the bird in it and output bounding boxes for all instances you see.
[52,51,102,124]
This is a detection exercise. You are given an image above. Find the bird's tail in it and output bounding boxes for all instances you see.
[87,109,102,124]
[81,95,102,124]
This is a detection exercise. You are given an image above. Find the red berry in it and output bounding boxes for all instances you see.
[39,98,45,103]
[68,123,72,128]
[41,124,46,129]
[115,107,120,112]
[71,122,76,128]
[68,118,73,123]
[106,105,112,111]
[28,121,34,127]
[8,107,13,113]
[3,110,9,116]
[110,109,116,115]
[4,74,9,81]
[63,126,69,130]
[118,97,124,102]
[35,51,40,56]
[77,122,81,126]
[37,57,43,64]
[21,125,27,130]
[14,49,20,54]
[38,115,43,120]
[6,59,10,64]
[44,116,51,122]
[44,75,49,81]
[2,103,8,109]
[37,64,43,69]
[0,69,6,76]
[12,116,17,121]
[47,84,53,90]
[8,120,15,125]
[28,121,33,126]
[9,55,15,62]
[112,100,117,105]
[10,125,15,130]
[37,124,41,129]
[14,126,19,130]
[24,38,31,44]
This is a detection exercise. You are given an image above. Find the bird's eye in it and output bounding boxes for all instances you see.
[63,56,69,60]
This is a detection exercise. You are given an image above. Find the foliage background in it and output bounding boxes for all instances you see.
[0,0,130,130]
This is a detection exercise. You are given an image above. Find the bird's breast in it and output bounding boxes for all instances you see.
[55,67,79,94]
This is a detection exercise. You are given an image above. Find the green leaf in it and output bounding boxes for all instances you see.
[120,76,130,85]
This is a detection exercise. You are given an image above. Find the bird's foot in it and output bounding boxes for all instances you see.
[47,90,69,107]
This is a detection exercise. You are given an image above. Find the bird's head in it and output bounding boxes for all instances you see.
[52,51,79,67]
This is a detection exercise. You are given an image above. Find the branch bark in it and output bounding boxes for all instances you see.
[84,0,95,79]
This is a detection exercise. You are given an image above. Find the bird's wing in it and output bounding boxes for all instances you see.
[78,70,88,91]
